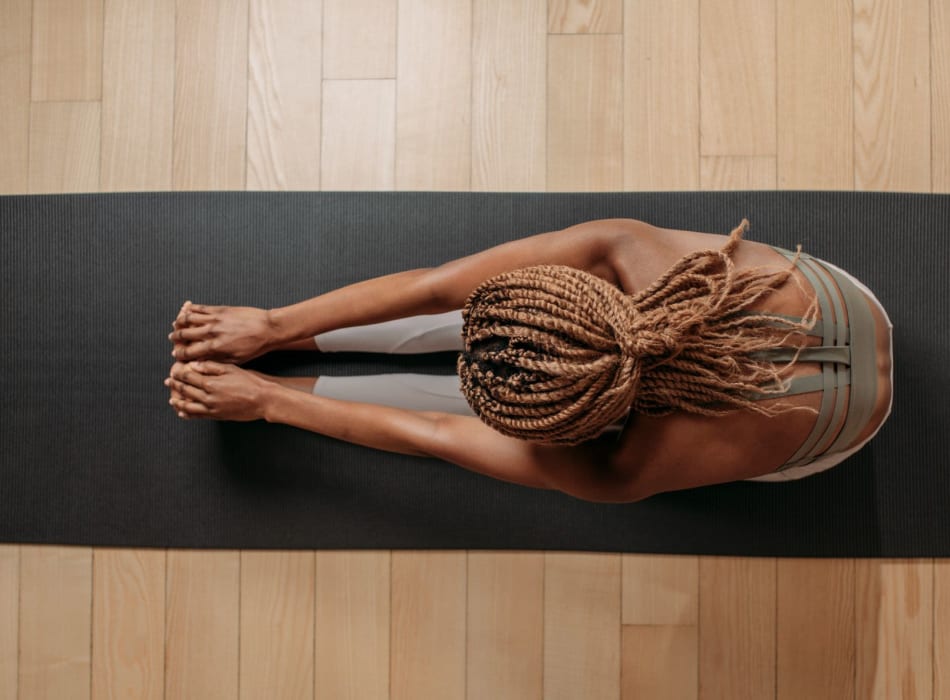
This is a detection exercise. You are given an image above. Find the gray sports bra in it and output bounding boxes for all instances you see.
[751,247,880,470]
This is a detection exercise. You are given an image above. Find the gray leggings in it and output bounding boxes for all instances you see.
[312,311,476,416]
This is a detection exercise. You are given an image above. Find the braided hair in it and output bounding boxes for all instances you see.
[457,221,816,446]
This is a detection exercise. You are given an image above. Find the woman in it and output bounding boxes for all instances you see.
[165,218,893,503]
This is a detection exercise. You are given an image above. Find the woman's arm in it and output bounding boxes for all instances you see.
[267,219,637,344]
[261,381,640,503]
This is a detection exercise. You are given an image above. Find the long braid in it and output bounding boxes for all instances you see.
[457,220,817,446]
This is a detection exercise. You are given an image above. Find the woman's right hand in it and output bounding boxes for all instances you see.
[170,301,280,363]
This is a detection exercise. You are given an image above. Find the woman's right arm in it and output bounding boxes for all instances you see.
[172,219,642,361]
[268,218,640,342]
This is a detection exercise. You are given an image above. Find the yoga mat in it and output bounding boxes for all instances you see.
[1,191,946,557]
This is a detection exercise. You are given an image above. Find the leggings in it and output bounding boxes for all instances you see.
[312,311,475,416]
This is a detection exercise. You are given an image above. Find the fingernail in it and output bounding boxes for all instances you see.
[164,378,170,386]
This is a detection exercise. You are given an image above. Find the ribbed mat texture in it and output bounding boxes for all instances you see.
[1,192,946,556]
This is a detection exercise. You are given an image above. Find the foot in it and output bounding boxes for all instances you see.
[165,361,277,421]
[166,365,317,418]
[170,301,279,363]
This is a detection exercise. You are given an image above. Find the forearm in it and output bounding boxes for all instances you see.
[262,382,441,457]
[268,267,443,344]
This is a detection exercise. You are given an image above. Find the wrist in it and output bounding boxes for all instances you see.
[260,381,291,423]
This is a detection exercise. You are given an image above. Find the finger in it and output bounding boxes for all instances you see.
[192,360,230,375]
[170,363,211,390]
[169,325,214,343]
[173,340,215,361]
[166,377,211,403]
[170,396,211,417]
[174,311,214,329]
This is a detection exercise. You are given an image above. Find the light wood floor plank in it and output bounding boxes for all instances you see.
[0,546,18,700]
[101,0,174,191]
[467,552,544,700]
[936,559,950,700]
[396,0,471,190]
[700,0,776,156]
[544,553,622,700]
[547,35,623,191]
[240,552,314,700]
[19,546,93,700]
[0,0,31,194]
[390,552,466,700]
[28,101,100,194]
[776,559,854,700]
[472,0,546,191]
[777,0,853,189]
[855,560,933,700]
[698,556,775,700]
[933,0,950,193]
[165,550,240,700]
[31,0,102,101]
[700,156,776,190]
[323,0,396,79]
[548,0,622,33]
[623,0,700,190]
[247,0,322,191]
[321,80,395,190]
[622,554,698,626]
[91,549,165,700]
[173,0,248,190]
[853,0,931,191]
[622,625,697,700]
[391,552,466,700]
[314,552,390,700]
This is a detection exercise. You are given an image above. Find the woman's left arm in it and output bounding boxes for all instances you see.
[168,360,642,503]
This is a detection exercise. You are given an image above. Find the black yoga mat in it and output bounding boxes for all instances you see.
[1,191,947,557]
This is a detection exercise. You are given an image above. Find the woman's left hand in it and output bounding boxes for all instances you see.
[165,361,273,421]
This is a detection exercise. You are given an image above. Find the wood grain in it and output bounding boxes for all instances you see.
[777,0,853,189]
[396,0,471,190]
[933,0,950,193]
[622,554,698,625]
[0,0,31,194]
[776,559,854,700]
[472,0,546,191]
[240,552,315,700]
[547,35,623,190]
[173,0,248,190]
[623,0,699,190]
[700,0,776,156]
[936,559,949,700]
[391,552,466,700]
[549,0,623,33]
[544,553,622,700]
[855,560,933,700]
[853,0,931,191]
[101,0,174,191]
[19,546,92,700]
[698,557,775,700]
[247,0,322,190]
[165,550,239,700]
[314,552,390,700]
[622,625,697,700]
[29,101,101,193]
[700,156,776,190]
[321,80,395,190]
[0,546,17,700]
[91,549,165,700]
[31,0,102,101]
[323,0,396,79]
[467,552,544,700]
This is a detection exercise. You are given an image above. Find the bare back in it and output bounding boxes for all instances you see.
[601,221,893,492]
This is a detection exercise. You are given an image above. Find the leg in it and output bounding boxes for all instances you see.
[312,373,476,416]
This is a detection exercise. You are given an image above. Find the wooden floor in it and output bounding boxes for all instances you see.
[1,0,948,698]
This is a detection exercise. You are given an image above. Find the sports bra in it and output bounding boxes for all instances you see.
[749,247,880,470]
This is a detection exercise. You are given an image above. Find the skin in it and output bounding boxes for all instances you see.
[166,219,893,503]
